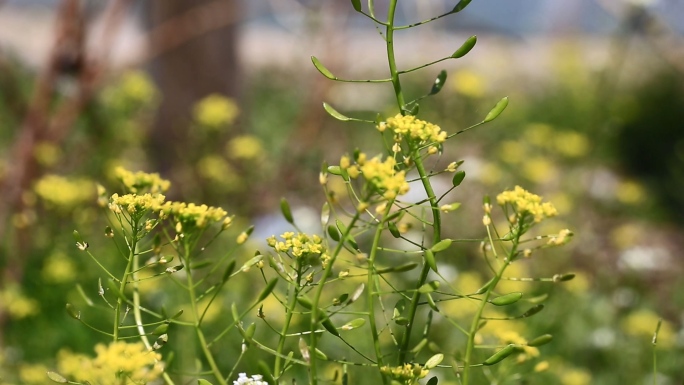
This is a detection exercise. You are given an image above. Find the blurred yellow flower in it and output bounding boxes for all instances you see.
[42,251,77,283]
[194,94,239,130]
[197,154,240,190]
[227,135,264,160]
[34,175,94,211]
[615,180,646,204]
[621,309,674,347]
[564,271,590,294]
[554,131,589,158]
[33,141,62,167]
[103,70,158,109]
[19,363,50,384]
[498,140,526,164]
[114,167,170,194]
[524,123,553,147]
[560,368,591,385]
[451,69,486,98]
[57,341,163,385]
[0,286,39,319]
[477,162,502,185]
[522,157,556,184]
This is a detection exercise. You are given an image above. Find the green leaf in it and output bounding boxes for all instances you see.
[490,292,523,306]
[245,323,256,341]
[554,273,576,282]
[319,313,340,337]
[280,198,294,224]
[350,0,361,12]
[452,0,473,13]
[311,56,335,79]
[221,260,236,283]
[528,334,553,347]
[327,165,342,175]
[340,318,366,331]
[475,277,496,294]
[327,225,341,241]
[427,377,439,385]
[47,371,68,383]
[483,96,509,123]
[425,353,444,369]
[314,347,328,360]
[521,304,545,318]
[323,102,352,121]
[424,249,438,273]
[418,281,440,294]
[65,303,80,320]
[451,35,477,58]
[452,170,466,187]
[190,260,212,270]
[429,70,447,95]
[296,296,314,310]
[482,344,515,366]
[388,221,401,238]
[376,262,418,274]
[231,303,239,322]
[258,279,278,302]
[198,380,213,385]
[431,239,452,253]
[152,323,169,335]
[410,338,428,354]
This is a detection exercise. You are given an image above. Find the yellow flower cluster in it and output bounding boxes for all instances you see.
[496,186,558,222]
[267,232,328,260]
[57,341,163,385]
[161,201,228,229]
[0,286,39,319]
[359,156,409,199]
[494,329,539,360]
[193,93,239,130]
[102,70,158,110]
[379,363,428,384]
[34,175,94,210]
[109,193,166,216]
[377,114,447,145]
[114,167,170,194]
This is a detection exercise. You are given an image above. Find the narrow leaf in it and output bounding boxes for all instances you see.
[47,371,68,383]
[483,96,509,123]
[452,0,473,13]
[483,344,516,366]
[425,353,444,369]
[280,198,294,224]
[388,222,401,238]
[424,249,438,273]
[350,0,361,12]
[311,56,335,79]
[431,239,452,253]
[198,380,213,385]
[429,70,447,95]
[528,334,553,347]
[418,281,440,294]
[451,35,477,58]
[323,102,352,121]
[65,303,80,320]
[490,292,523,306]
[258,279,278,302]
[521,304,545,318]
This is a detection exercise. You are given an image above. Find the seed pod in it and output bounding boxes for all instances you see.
[280,198,294,224]
[482,344,515,366]
[490,292,523,306]
[424,249,438,273]
[296,296,313,310]
[452,170,466,187]
[425,353,444,369]
[451,36,477,58]
[431,239,453,253]
[483,97,509,123]
[258,279,278,302]
[527,334,553,347]
[388,222,401,238]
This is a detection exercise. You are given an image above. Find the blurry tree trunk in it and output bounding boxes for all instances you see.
[145,0,241,175]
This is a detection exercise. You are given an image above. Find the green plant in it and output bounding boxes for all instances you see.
[48,2,580,385]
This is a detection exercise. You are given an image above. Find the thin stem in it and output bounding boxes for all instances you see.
[274,263,302,378]
[461,234,520,385]
[309,214,361,385]
[386,0,405,111]
[397,144,442,364]
[113,221,138,341]
[185,243,228,385]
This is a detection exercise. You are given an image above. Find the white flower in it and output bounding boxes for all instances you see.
[234,373,268,385]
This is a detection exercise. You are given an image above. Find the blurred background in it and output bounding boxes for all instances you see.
[0,0,683,384]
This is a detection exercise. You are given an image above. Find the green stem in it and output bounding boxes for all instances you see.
[365,202,394,385]
[386,0,405,111]
[274,263,302,378]
[461,236,520,385]
[185,244,228,385]
[397,145,442,364]
[309,214,360,385]
[114,222,138,341]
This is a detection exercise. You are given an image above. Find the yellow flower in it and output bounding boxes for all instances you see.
[34,175,94,210]
[615,180,646,204]
[42,251,77,283]
[114,167,170,194]
[359,156,409,199]
[554,131,590,158]
[522,157,556,184]
[496,186,557,223]
[227,135,264,160]
[57,341,163,385]
[451,68,486,98]
[560,368,591,385]
[33,141,62,167]
[19,363,50,384]
[0,286,39,319]
[197,155,240,190]
[621,310,674,347]
[268,232,326,261]
[378,115,447,146]
[194,93,239,130]
[161,201,228,230]
[109,193,166,217]
[380,363,428,384]
[102,70,158,109]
